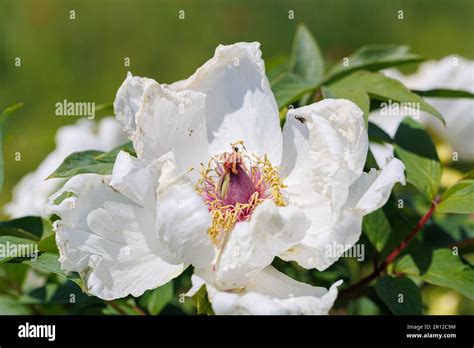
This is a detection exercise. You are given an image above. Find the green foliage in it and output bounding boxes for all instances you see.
[395,248,474,301]
[191,285,214,315]
[363,209,391,252]
[138,282,174,315]
[437,179,474,214]
[394,118,442,201]
[323,71,444,125]
[48,142,135,180]
[0,216,45,241]
[412,89,474,98]
[325,45,424,82]
[289,24,325,84]
[375,275,423,315]
[272,24,325,109]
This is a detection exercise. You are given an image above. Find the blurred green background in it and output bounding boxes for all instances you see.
[0,0,473,315]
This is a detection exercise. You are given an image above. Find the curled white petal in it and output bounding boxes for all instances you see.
[346,157,406,215]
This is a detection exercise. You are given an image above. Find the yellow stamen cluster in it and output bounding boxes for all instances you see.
[195,146,287,246]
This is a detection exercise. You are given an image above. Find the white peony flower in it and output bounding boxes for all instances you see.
[370,55,474,164]
[46,42,405,314]
[5,117,127,218]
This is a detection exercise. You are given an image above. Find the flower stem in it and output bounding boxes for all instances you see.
[339,196,440,299]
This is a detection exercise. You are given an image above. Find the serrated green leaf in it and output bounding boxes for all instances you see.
[326,45,424,82]
[363,209,391,252]
[395,248,474,301]
[48,141,135,179]
[437,179,474,214]
[375,275,422,315]
[394,118,442,201]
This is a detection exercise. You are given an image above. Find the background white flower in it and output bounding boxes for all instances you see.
[370,55,474,164]
[47,42,405,314]
[5,117,127,218]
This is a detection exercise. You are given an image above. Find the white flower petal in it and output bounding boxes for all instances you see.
[46,173,185,300]
[345,157,406,215]
[282,99,368,215]
[369,142,395,169]
[281,157,405,271]
[191,267,342,315]
[212,200,309,290]
[110,151,160,209]
[281,209,363,271]
[154,154,213,269]
[113,72,157,136]
[135,81,210,178]
[171,42,282,165]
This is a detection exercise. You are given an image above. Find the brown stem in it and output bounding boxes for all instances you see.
[339,196,440,299]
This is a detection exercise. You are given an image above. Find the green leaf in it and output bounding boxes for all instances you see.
[437,179,474,214]
[395,248,474,301]
[266,55,289,83]
[272,73,318,109]
[0,102,24,193]
[20,281,95,305]
[48,141,135,179]
[394,118,442,201]
[191,285,214,315]
[0,216,45,241]
[22,252,82,287]
[0,236,37,263]
[323,71,444,125]
[289,24,324,84]
[0,295,32,314]
[368,122,393,144]
[326,45,424,82]
[139,281,173,315]
[412,88,474,99]
[375,275,422,315]
[271,25,324,109]
[362,209,391,252]
[38,234,59,253]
